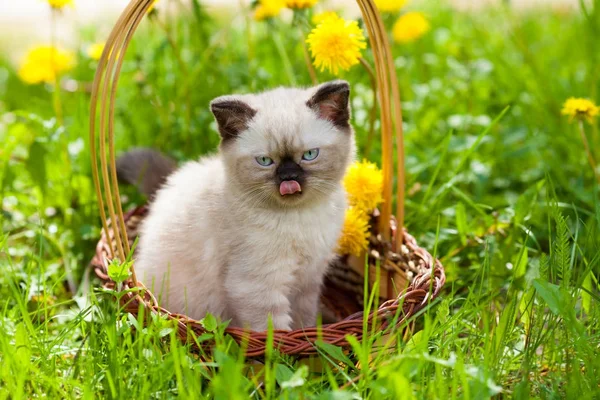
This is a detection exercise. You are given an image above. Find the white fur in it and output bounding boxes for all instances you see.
[135,84,354,331]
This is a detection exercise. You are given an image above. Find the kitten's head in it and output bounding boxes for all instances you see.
[210,80,355,208]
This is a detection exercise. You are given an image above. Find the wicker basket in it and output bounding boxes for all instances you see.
[89,0,446,358]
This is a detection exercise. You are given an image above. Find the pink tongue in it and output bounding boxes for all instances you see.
[280,180,302,196]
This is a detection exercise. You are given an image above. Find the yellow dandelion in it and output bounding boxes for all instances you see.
[343,160,384,213]
[46,0,73,9]
[338,207,370,256]
[286,0,317,9]
[147,0,158,13]
[392,11,430,43]
[374,0,407,12]
[306,15,366,75]
[254,0,285,20]
[561,97,599,124]
[18,45,75,85]
[30,293,56,307]
[87,42,105,61]
[311,11,338,25]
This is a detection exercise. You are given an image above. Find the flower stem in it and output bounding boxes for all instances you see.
[273,28,297,86]
[359,57,378,156]
[52,83,64,126]
[299,28,317,85]
[577,119,600,184]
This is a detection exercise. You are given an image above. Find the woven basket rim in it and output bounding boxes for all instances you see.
[91,205,446,357]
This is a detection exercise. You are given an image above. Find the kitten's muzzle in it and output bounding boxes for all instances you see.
[276,159,305,182]
[276,159,305,196]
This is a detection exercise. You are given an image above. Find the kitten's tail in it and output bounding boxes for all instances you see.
[116,148,177,198]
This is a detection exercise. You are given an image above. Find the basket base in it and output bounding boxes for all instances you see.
[91,205,446,358]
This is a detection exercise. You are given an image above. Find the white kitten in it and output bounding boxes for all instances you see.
[117,81,355,331]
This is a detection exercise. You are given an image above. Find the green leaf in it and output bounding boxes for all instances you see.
[26,141,47,194]
[315,340,354,367]
[436,298,450,324]
[455,202,468,246]
[274,363,294,386]
[519,287,535,332]
[194,333,214,343]
[276,364,308,389]
[494,296,518,357]
[344,334,363,358]
[513,245,528,279]
[107,259,132,284]
[127,313,140,330]
[553,212,571,287]
[533,279,563,315]
[581,272,593,314]
[200,313,217,332]
[159,328,173,338]
[0,232,7,249]
[15,323,31,368]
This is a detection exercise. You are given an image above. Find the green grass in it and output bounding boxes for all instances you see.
[1,0,600,398]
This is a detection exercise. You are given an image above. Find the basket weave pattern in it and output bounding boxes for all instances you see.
[92,207,445,357]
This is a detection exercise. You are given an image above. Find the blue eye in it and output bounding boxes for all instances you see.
[302,148,319,161]
[256,156,274,166]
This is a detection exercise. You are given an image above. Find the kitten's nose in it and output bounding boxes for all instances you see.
[276,159,304,182]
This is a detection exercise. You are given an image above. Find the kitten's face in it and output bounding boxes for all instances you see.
[211,81,355,208]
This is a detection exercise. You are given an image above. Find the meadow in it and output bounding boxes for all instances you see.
[1,0,600,398]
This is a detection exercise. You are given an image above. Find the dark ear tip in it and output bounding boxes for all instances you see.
[324,80,350,91]
[310,80,351,103]
[210,98,257,115]
[209,97,257,140]
[209,98,228,112]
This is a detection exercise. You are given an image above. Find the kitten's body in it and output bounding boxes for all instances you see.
[128,82,355,331]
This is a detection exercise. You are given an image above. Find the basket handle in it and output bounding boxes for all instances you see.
[356,0,405,246]
[90,0,155,285]
[89,0,406,286]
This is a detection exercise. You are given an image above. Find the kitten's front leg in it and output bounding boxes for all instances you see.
[291,282,322,330]
[226,269,293,332]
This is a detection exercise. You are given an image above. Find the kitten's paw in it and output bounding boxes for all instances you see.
[270,314,293,331]
[246,314,292,332]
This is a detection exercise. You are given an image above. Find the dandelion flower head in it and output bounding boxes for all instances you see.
[338,207,370,256]
[344,160,384,213]
[46,0,74,9]
[311,11,338,25]
[254,0,285,20]
[18,45,75,85]
[147,0,158,13]
[87,42,105,61]
[306,14,366,75]
[393,11,430,43]
[286,0,318,9]
[561,97,599,123]
[375,0,407,12]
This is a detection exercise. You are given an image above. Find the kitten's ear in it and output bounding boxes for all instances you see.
[306,80,351,129]
[210,97,257,141]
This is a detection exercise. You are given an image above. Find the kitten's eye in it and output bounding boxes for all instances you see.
[256,156,274,166]
[302,148,319,161]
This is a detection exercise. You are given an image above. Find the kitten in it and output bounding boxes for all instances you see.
[117,80,355,331]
